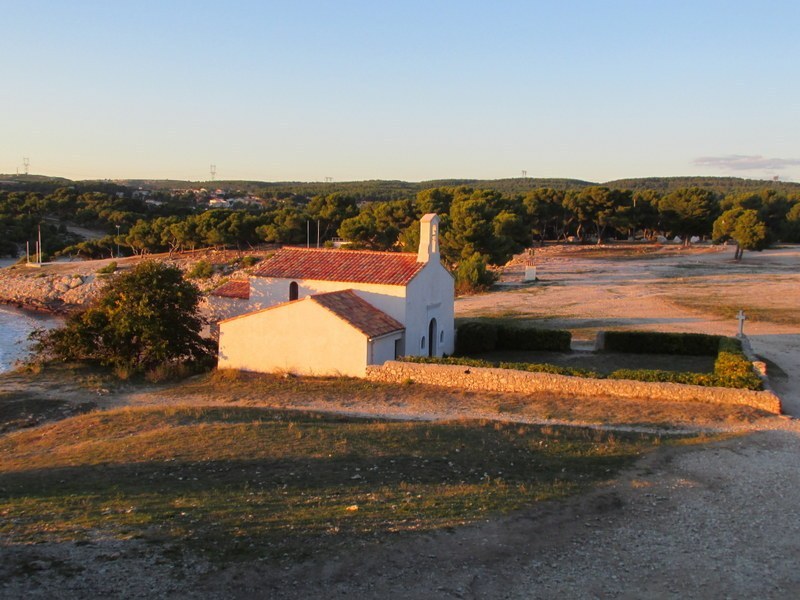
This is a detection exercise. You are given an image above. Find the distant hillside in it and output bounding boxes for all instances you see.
[114,177,596,201]
[4,173,799,200]
[603,176,800,195]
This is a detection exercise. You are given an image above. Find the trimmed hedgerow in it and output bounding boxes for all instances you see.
[401,335,762,390]
[498,361,600,378]
[455,320,571,355]
[712,338,762,390]
[603,331,722,356]
[454,322,498,354]
[496,324,572,352]
[608,369,715,386]
[403,356,495,368]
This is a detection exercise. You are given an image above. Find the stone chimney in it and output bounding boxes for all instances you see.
[417,213,440,263]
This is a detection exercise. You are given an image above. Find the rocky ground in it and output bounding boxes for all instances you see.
[0,249,271,314]
[2,243,800,598]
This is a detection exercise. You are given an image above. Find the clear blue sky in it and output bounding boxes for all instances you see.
[2,0,798,183]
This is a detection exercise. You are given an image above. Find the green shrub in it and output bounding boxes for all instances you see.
[455,253,497,295]
[145,361,192,383]
[603,331,721,356]
[402,356,495,368]
[498,361,600,378]
[187,259,214,279]
[402,334,762,390]
[96,261,118,275]
[608,369,715,386]
[712,338,762,390]
[240,255,260,268]
[455,320,571,355]
[455,321,498,354]
[496,324,571,352]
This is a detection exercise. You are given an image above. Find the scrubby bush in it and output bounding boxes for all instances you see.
[32,261,215,376]
[455,253,497,295]
[240,255,260,268]
[187,259,214,279]
[603,331,721,356]
[96,261,117,275]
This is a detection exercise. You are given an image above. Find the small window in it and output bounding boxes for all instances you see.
[440,331,444,343]
[289,281,299,301]
[421,336,426,350]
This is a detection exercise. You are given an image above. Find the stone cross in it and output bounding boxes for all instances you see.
[736,310,747,338]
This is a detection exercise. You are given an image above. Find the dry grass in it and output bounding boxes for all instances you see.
[665,296,800,326]
[0,406,679,562]
[159,371,770,430]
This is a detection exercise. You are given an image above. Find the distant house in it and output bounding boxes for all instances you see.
[215,214,454,377]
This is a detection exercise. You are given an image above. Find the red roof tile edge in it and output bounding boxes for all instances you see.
[210,280,250,300]
[310,290,404,339]
[252,247,425,286]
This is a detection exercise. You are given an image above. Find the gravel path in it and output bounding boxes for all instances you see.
[505,428,800,599]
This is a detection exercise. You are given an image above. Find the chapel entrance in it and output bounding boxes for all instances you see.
[428,318,437,357]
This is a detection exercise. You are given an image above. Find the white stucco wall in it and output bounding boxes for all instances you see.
[218,298,370,377]
[369,333,404,366]
[250,277,408,323]
[404,261,455,357]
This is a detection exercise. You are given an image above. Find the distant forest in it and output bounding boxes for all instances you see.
[2,173,799,289]
[5,174,799,202]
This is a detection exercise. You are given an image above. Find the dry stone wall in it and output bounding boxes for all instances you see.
[367,361,782,414]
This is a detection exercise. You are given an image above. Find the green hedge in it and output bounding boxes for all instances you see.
[499,361,600,378]
[603,331,722,356]
[454,322,498,354]
[403,356,495,368]
[403,335,762,390]
[496,325,572,352]
[607,369,716,386]
[713,338,762,390]
[455,320,571,355]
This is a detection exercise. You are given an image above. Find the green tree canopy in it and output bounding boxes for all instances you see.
[730,209,768,260]
[658,187,720,242]
[33,261,214,374]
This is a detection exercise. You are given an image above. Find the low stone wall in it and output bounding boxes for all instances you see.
[366,361,782,414]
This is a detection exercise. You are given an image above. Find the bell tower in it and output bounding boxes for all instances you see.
[417,213,440,263]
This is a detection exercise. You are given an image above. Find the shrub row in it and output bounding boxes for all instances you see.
[603,331,722,356]
[713,338,763,390]
[455,321,571,355]
[402,335,762,390]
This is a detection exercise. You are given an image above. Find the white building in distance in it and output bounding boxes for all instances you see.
[215,213,454,377]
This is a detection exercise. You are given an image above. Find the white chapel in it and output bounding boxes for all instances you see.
[214,213,454,377]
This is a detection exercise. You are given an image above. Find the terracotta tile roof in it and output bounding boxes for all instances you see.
[210,280,250,300]
[252,247,425,286]
[310,290,404,338]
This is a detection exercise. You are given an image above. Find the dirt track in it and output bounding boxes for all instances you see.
[3,243,800,598]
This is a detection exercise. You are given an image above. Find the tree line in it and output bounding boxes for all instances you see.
[3,182,800,288]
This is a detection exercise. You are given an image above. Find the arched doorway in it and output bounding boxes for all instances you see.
[289,281,299,301]
[428,318,437,357]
